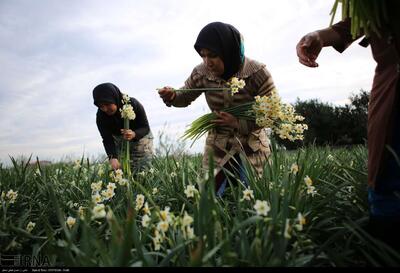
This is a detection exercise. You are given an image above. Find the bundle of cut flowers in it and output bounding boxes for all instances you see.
[182,88,308,144]
[120,93,136,176]
[329,0,390,39]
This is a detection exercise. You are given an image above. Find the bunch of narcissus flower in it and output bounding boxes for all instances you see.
[120,93,135,177]
[227,77,246,95]
[182,88,308,144]
[120,94,136,120]
[329,0,389,39]
[253,90,308,142]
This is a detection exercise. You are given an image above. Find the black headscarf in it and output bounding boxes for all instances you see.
[194,22,245,80]
[93,82,123,109]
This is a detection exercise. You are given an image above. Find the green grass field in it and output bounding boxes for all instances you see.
[1,143,399,267]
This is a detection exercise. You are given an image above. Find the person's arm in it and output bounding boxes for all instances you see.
[129,98,150,139]
[96,113,118,159]
[160,68,203,108]
[296,19,359,67]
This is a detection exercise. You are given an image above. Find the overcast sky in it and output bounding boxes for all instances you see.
[0,0,376,165]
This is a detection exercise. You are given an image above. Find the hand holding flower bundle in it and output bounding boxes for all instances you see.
[182,88,308,145]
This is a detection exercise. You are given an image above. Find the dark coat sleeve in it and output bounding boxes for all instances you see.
[330,18,362,53]
[96,112,118,159]
[130,98,150,140]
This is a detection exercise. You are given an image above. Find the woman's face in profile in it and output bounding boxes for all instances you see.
[99,103,118,116]
[199,48,224,77]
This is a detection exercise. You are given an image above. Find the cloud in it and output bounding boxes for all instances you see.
[0,0,376,165]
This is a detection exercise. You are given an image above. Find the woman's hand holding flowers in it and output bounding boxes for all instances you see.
[121,129,136,141]
[158,87,176,103]
[211,111,239,129]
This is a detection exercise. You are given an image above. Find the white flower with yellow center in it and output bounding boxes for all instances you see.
[101,189,115,200]
[159,206,171,222]
[107,182,116,191]
[170,172,177,178]
[241,188,254,202]
[91,181,103,192]
[290,163,299,175]
[184,185,198,199]
[253,200,270,216]
[157,220,169,233]
[182,211,194,227]
[295,212,306,231]
[73,159,81,170]
[152,187,159,195]
[142,202,151,215]
[135,194,145,211]
[142,214,151,228]
[120,104,136,120]
[228,77,246,95]
[92,193,102,204]
[304,176,313,187]
[26,221,36,233]
[66,216,76,229]
[6,189,18,204]
[92,204,106,219]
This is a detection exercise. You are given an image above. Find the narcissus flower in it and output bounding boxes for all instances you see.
[6,190,18,204]
[182,211,194,227]
[142,214,151,227]
[157,220,169,233]
[290,163,299,175]
[227,77,246,95]
[304,176,313,187]
[120,104,136,120]
[295,212,306,231]
[135,194,145,211]
[142,202,151,215]
[253,200,270,216]
[92,204,106,219]
[26,221,36,233]
[184,185,198,199]
[152,187,159,195]
[66,216,76,229]
[91,181,103,192]
[241,188,254,201]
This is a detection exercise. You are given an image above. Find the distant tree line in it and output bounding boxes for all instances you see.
[278,90,369,149]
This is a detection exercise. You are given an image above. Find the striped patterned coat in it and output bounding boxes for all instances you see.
[167,57,276,175]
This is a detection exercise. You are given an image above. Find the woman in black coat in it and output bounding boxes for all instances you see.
[93,82,153,172]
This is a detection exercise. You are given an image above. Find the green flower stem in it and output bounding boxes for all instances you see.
[123,118,131,177]
[175,88,230,92]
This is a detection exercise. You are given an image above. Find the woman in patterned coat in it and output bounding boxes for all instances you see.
[158,22,276,195]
